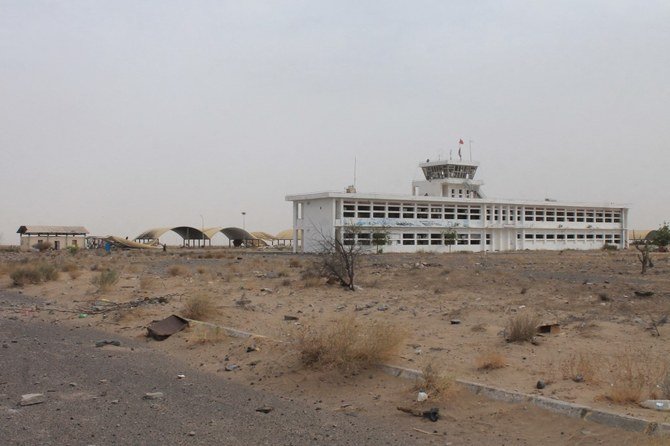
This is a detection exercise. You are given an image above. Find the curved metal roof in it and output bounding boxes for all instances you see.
[220,227,255,241]
[135,226,257,242]
[135,226,208,241]
[275,229,298,240]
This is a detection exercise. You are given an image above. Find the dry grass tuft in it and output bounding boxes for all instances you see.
[416,363,454,400]
[561,352,599,383]
[602,351,668,404]
[91,269,119,292]
[475,352,507,370]
[11,263,59,286]
[289,259,302,268]
[60,262,79,273]
[506,312,541,343]
[139,275,158,290]
[68,269,82,280]
[298,316,405,373]
[168,265,188,277]
[302,277,322,288]
[181,295,216,320]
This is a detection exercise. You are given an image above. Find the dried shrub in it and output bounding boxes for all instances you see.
[11,268,42,286]
[475,352,507,370]
[35,241,52,252]
[10,263,59,286]
[661,371,670,399]
[68,269,82,280]
[298,316,405,373]
[506,312,541,343]
[416,363,454,400]
[139,275,157,290]
[281,278,291,287]
[289,259,302,268]
[61,262,78,273]
[602,351,668,404]
[92,270,119,292]
[168,265,188,277]
[181,295,216,320]
[302,277,322,288]
[561,352,598,383]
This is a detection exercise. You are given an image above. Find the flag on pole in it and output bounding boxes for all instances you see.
[458,139,464,145]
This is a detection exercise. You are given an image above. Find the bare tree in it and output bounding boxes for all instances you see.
[317,227,363,291]
[632,232,654,274]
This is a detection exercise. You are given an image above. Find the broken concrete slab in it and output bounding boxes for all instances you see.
[20,393,45,406]
[146,315,189,341]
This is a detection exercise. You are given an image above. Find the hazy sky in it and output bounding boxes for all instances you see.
[1,1,668,244]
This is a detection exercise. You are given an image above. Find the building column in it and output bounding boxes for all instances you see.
[292,202,299,254]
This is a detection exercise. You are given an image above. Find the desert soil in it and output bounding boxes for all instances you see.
[1,247,670,444]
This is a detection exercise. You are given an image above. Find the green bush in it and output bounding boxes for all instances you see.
[92,270,119,292]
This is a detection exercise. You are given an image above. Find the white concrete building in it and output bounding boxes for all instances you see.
[286,159,628,253]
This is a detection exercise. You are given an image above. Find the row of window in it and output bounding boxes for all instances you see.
[343,232,490,246]
[341,201,622,223]
[342,231,622,246]
[522,233,621,242]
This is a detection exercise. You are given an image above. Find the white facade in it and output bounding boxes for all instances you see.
[286,159,628,253]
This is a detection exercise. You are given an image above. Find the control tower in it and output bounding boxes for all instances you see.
[412,159,485,198]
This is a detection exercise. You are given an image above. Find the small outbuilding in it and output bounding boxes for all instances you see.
[17,225,89,251]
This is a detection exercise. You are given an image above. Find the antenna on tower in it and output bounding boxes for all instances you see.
[469,139,474,161]
[353,157,357,188]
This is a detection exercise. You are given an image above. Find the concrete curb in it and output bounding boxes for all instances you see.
[182,321,667,436]
[186,319,260,339]
[377,364,667,436]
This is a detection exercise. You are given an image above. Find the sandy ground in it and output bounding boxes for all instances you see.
[2,246,670,443]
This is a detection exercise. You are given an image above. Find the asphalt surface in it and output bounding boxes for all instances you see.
[0,292,418,445]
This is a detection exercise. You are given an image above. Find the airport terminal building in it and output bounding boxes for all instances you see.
[286,159,629,253]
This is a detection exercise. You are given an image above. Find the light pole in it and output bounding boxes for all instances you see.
[241,212,246,230]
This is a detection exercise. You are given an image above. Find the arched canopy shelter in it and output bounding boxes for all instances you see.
[217,227,261,247]
[135,226,210,247]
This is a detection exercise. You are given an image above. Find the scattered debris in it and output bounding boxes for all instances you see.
[640,400,670,411]
[450,319,461,325]
[143,392,164,400]
[146,315,189,341]
[176,374,186,379]
[397,406,440,422]
[536,380,546,389]
[573,374,584,383]
[635,291,654,298]
[260,288,273,293]
[377,304,389,312]
[246,345,259,353]
[20,393,45,406]
[95,340,121,348]
[412,427,441,436]
[417,391,428,402]
[283,315,299,321]
[224,364,239,372]
[255,405,273,413]
[537,323,560,335]
[78,294,178,315]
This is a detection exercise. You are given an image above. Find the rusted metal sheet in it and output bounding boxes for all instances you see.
[146,315,189,341]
